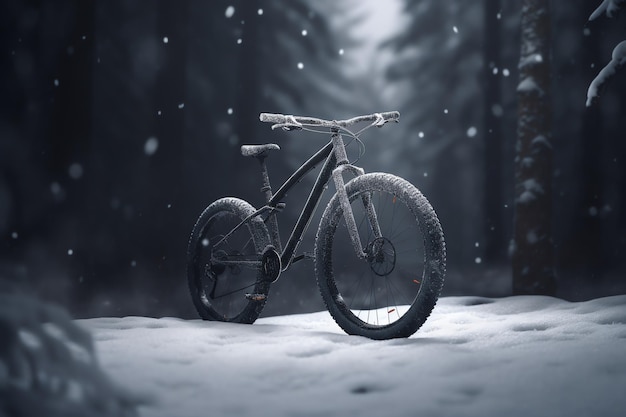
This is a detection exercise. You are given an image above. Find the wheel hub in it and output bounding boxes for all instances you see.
[366,237,396,276]
[210,250,228,275]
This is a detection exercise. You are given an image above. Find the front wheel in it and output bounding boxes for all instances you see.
[187,197,271,323]
[315,173,446,340]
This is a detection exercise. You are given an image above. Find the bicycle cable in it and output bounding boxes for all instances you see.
[298,124,368,165]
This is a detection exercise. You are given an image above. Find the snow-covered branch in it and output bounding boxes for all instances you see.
[587,40,626,106]
[0,289,144,416]
[589,0,626,20]
[586,0,626,106]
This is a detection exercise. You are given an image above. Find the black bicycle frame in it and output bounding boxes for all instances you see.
[213,123,383,277]
[211,140,338,274]
[267,141,336,271]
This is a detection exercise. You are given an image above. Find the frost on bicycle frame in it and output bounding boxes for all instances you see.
[186,110,446,340]
[257,111,398,270]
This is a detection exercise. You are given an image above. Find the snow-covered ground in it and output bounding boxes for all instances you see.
[79,295,626,417]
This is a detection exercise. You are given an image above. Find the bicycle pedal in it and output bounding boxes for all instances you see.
[293,252,315,263]
[245,293,267,301]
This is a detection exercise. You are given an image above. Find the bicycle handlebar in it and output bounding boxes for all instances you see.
[259,111,400,131]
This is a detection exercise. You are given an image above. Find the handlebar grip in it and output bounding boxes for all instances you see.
[259,113,287,124]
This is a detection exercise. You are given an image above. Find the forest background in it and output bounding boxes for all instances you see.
[1,0,625,319]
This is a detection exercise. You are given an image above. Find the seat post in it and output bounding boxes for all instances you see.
[256,155,273,203]
[256,155,283,253]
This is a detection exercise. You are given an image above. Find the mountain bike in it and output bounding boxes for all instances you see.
[186,111,446,340]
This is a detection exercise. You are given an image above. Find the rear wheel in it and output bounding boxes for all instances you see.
[187,198,271,323]
[315,173,445,339]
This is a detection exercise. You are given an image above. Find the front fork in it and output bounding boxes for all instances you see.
[331,129,382,259]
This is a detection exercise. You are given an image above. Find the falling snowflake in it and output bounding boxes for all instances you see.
[50,182,62,195]
[68,163,83,179]
[144,137,159,156]
[491,104,504,117]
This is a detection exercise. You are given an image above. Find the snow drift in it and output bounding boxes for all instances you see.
[77,295,626,417]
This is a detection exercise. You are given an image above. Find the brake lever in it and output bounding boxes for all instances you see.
[282,125,303,131]
[373,113,386,127]
[271,115,303,131]
[271,123,303,131]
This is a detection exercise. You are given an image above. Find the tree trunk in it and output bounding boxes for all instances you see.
[578,17,605,277]
[483,0,505,262]
[511,0,556,295]
[149,0,189,288]
[228,0,263,200]
[49,0,95,178]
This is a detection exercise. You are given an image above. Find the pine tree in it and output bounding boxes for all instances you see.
[511,0,556,295]
[386,1,485,267]
[483,0,506,262]
[199,1,352,193]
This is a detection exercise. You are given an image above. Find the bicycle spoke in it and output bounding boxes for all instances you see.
[328,183,428,328]
[255,112,445,339]
[212,281,257,300]
[188,198,270,323]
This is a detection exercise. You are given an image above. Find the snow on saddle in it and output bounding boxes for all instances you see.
[240,144,280,158]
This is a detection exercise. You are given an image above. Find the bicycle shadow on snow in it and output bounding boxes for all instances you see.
[196,318,468,349]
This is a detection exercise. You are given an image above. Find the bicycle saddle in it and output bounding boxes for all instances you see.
[240,143,280,158]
